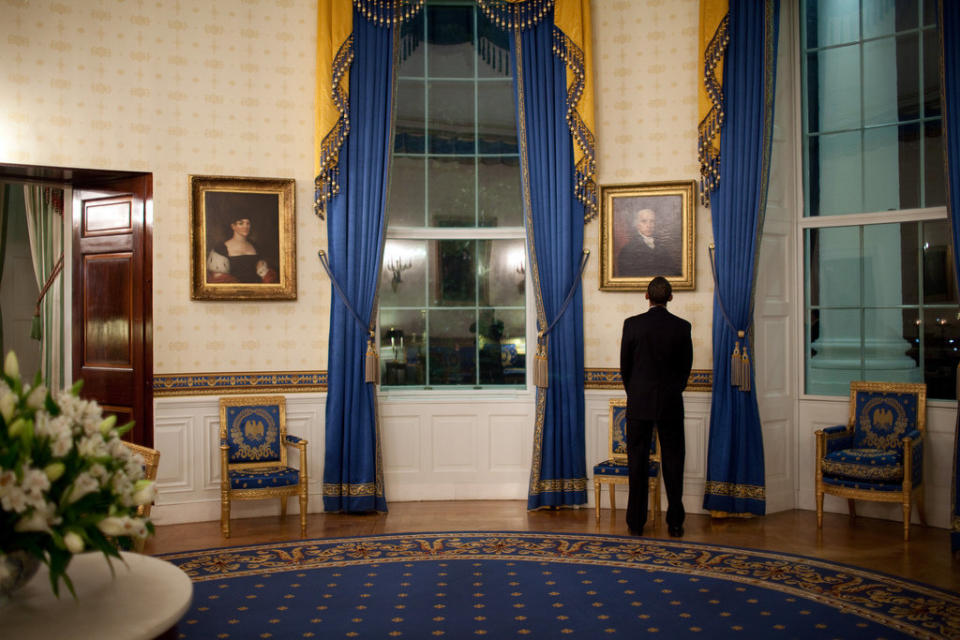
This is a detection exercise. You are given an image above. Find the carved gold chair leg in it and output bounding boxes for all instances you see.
[902,500,912,541]
[847,499,857,519]
[608,483,617,512]
[593,480,601,520]
[221,496,231,538]
[816,490,824,529]
[280,496,288,521]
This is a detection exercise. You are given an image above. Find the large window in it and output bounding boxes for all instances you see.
[379,2,526,388]
[800,0,957,398]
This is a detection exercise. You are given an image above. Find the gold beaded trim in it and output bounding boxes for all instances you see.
[697,13,729,208]
[476,0,554,31]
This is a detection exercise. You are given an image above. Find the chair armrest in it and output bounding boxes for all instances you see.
[219,444,230,490]
[817,425,852,454]
[285,434,308,447]
[902,429,923,487]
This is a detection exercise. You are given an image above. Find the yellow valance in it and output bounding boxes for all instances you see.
[315,0,596,221]
[698,0,729,207]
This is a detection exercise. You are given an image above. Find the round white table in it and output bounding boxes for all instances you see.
[3,551,193,640]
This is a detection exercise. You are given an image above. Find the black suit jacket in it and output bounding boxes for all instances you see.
[619,305,693,421]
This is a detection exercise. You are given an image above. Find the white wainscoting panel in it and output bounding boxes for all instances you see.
[151,394,326,525]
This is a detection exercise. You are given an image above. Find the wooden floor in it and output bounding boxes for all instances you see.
[145,502,960,592]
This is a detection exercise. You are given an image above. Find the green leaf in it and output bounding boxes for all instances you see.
[115,420,135,437]
[69,379,84,396]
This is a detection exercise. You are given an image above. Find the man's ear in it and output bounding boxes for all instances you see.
[667,293,673,302]
[644,292,650,300]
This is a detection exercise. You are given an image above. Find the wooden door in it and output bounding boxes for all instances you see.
[72,176,153,446]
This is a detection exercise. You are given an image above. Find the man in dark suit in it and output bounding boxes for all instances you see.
[619,276,693,537]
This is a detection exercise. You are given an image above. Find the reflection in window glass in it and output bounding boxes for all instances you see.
[381,3,525,388]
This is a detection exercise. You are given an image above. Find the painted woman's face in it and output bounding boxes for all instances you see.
[231,218,251,236]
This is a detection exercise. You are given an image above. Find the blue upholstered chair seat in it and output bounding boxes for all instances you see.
[593,459,660,478]
[229,466,301,489]
[821,448,902,483]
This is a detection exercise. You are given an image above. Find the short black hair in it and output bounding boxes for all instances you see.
[647,276,672,304]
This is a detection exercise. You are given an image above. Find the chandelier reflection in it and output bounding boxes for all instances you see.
[385,252,412,293]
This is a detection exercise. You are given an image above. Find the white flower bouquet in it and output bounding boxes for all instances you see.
[0,352,155,596]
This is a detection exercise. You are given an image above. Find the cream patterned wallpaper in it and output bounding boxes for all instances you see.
[0,0,327,373]
[588,0,713,370]
[0,0,711,375]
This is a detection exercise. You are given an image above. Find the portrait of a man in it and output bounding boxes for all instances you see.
[614,204,682,278]
[599,181,695,291]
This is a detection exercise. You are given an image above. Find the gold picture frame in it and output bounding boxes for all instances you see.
[598,180,696,291]
[190,175,296,300]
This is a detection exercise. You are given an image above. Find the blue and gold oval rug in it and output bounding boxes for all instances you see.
[161,532,960,639]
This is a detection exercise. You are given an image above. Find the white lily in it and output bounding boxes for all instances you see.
[4,351,19,380]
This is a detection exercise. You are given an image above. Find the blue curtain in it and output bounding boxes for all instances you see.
[323,12,392,513]
[941,0,960,555]
[512,18,587,509]
[702,0,779,516]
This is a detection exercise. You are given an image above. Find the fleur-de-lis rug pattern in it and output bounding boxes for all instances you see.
[161,532,960,639]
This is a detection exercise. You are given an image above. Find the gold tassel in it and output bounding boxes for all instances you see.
[730,340,741,387]
[740,343,750,392]
[533,337,548,389]
[365,334,379,384]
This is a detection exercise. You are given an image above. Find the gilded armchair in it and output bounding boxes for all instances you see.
[815,381,927,541]
[219,396,308,538]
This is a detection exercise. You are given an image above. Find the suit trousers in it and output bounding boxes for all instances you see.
[626,417,685,532]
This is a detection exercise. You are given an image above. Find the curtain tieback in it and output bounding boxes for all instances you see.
[533,250,590,389]
[708,244,750,392]
[318,250,379,384]
[31,255,63,341]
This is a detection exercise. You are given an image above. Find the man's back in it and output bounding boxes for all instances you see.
[619,306,693,421]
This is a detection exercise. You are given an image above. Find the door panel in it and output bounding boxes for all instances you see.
[73,176,153,446]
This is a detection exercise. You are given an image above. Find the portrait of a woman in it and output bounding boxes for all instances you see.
[207,217,277,284]
[203,190,281,285]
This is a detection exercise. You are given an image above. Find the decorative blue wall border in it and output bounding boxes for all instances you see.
[154,369,712,396]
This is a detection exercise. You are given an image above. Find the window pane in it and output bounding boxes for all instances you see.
[806,308,862,395]
[477,10,511,79]
[428,157,475,226]
[398,11,425,78]
[805,0,859,49]
[863,125,902,213]
[924,30,941,117]
[428,309,476,385]
[380,239,427,308]
[810,131,863,216]
[477,80,516,152]
[806,226,861,307]
[862,0,914,40]
[477,308,525,385]
[478,239,525,307]
[922,307,960,399]
[428,81,475,154]
[395,80,425,153]
[862,223,914,307]
[924,120,946,207]
[809,45,861,133]
[894,32,921,121]
[380,309,426,386]
[431,240,476,306]
[922,220,957,304]
[427,5,474,78]
[478,157,522,227]
[863,38,898,127]
[388,157,425,226]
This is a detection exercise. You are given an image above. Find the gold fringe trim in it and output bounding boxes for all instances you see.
[354,0,425,27]
[315,35,354,220]
[697,13,729,208]
[476,0,555,31]
[708,510,754,519]
[530,477,588,495]
[552,25,598,221]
